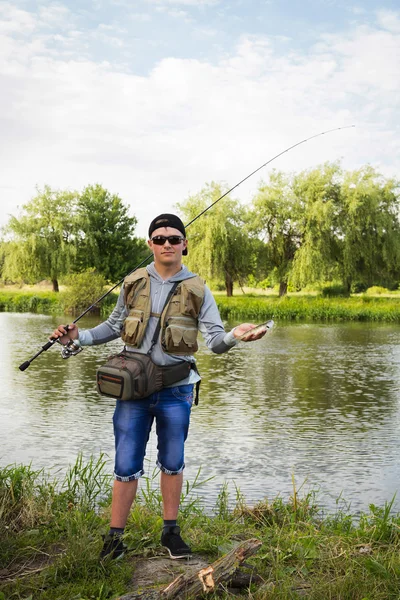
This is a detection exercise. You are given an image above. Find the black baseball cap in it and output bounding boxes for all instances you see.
[148,214,188,255]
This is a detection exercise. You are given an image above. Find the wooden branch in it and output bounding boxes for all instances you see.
[118,539,262,600]
[161,538,262,599]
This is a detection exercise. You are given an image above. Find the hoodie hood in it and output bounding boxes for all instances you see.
[146,262,197,283]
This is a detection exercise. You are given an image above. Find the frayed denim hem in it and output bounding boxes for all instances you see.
[114,469,144,482]
[156,460,185,475]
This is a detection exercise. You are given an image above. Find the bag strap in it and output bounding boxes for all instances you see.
[190,362,201,406]
[147,281,180,356]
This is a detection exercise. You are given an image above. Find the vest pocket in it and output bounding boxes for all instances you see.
[179,285,204,318]
[164,316,198,355]
[122,309,144,345]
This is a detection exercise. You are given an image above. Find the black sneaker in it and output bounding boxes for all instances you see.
[161,526,192,559]
[100,533,127,560]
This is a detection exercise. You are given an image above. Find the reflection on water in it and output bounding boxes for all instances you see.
[1,312,400,514]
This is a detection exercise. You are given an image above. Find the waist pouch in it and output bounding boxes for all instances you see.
[96,352,192,401]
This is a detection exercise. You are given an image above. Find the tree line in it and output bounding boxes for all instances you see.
[179,163,400,296]
[1,163,399,297]
[0,184,148,292]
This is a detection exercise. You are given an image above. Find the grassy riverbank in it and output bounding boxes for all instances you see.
[2,456,400,599]
[2,287,400,322]
[0,289,118,318]
[215,295,400,322]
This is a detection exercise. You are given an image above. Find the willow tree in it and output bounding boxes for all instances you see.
[2,187,78,291]
[338,167,400,291]
[177,182,252,296]
[248,171,302,296]
[289,163,343,290]
[290,164,400,292]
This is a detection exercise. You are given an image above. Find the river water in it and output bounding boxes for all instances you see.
[1,312,400,515]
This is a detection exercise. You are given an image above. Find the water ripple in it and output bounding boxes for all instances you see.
[1,315,400,513]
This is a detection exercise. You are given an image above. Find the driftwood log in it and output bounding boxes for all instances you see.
[119,538,262,600]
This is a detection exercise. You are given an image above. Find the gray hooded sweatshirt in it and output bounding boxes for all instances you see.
[78,262,238,386]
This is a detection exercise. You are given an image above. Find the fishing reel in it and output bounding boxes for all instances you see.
[58,339,83,359]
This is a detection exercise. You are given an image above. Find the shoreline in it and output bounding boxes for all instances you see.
[2,288,400,322]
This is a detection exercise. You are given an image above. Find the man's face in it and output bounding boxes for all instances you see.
[147,226,188,267]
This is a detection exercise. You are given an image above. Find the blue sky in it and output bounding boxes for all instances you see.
[1,0,399,237]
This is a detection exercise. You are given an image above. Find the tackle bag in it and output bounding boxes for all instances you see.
[96,280,200,403]
[96,351,192,401]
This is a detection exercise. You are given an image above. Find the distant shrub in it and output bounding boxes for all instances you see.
[321,284,349,298]
[366,286,389,295]
[246,274,258,288]
[101,291,120,317]
[61,269,107,314]
[258,278,273,290]
[0,291,60,313]
[351,282,368,294]
[207,279,226,291]
[301,283,323,293]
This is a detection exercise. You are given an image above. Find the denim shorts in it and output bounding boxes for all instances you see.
[112,384,194,481]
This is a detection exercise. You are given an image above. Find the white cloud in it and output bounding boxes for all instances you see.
[38,3,72,28]
[154,5,192,21]
[0,3,37,34]
[0,7,399,239]
[377,9,400,33]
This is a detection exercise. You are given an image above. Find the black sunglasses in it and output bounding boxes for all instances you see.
[150,235,185,246]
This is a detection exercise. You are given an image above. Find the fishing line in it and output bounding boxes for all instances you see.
[19,124,354,371]
[184,125,355,228]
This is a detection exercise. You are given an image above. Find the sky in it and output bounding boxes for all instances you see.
[1,0,399,239]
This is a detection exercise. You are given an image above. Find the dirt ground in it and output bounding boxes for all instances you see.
[130,553,209,591]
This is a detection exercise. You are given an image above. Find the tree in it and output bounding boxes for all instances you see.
[0,241,7,282]
[290,164,400,292]
[75,184,148,282]
[2,186,79,291]
[1,184,147,290]
[177,182,253,296]
[339,167,400,291]
[289,163,342,290]
[248,171,302,296]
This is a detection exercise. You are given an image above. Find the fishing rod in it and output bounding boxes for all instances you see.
[19,124,354,372]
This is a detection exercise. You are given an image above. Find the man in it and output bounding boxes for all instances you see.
[51,213,267,560]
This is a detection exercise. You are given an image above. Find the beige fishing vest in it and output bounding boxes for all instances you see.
[121,268,205,356]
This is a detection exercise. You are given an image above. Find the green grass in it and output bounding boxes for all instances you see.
[2,456,400,599]
[0,289,118,318]
[215,294,400,322]
[0,290,62,314]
